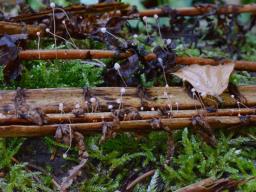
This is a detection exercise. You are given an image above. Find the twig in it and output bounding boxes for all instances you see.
[18,49,256,71]
[139,4,256,17]
[126,169,155,191]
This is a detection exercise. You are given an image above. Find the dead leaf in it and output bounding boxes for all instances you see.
[150,118,162,129]
[99,121,115,144]
[0,34,27,83]
[55,125,88,191]
[173,64,235,97]
[192,114,217,147]
[54,124,73,146]
[165,132,175,165]
[60,155,88,191]
[176,177,255,192]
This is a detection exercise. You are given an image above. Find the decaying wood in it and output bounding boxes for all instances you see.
[139,4,256,17]
[11,3,256,22]
[11,2,130,22]
[0,86,255,137]
[18,50,256,71]
[0,108,255,125]
[0,21,44,37]
[1,86,256,115]
[1,115,256,137]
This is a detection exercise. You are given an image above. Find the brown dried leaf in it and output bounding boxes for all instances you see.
[99,122,115,144]
[54,124,73,145]
[173,64,235,97]
[192,114,217,147]
[165,132,175,165]
[28,107,47,125]
[176,177,254,192]
[60,154,88,191]
[55,126,88,191]
[150,118,162,129]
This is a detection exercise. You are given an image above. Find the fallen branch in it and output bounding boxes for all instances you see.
[11,3,256,22]
[1,86,256,115]
[11,2,130,22]
[139,4,256,17]
[1,115,256,137]
[0,108,255,125]
[18,50,256,71]
[0,21,43,37]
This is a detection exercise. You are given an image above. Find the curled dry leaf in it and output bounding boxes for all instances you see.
[165,132,175,165]
[176,177,255,192]
[0,34,27,82]
[60,155,88,191]
[173,63,235,97]
[54,124,73,145]
[113,107,142,121]
[99,121,115,144]
[150,118,162,129]
[55,124,89,191]
[192,114,217,147]
[14,87,46,125]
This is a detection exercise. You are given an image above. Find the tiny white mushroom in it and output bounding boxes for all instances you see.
[114,63,120,70]
[133,34,138,38]
[142,16,148,21]
[154,14,158,19]
[108,104,113,110]
[59,103,64,111]
[116,98,121,104]
[166,39,172,45]
[45,28,50,33]
[50,2,56,8]
[157,57,163,64]
[120,87,126,94]
[100,27,107,33]
[90,97,96,103]
[36,31,41,36]
[63,153,67,158]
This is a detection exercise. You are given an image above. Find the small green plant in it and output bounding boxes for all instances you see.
[0,60,103,89]
[0,163,52,192]
[0,138,24,169]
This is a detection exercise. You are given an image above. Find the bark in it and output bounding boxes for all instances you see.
[18,50,256,72]
[1,115,256,137]
[0,108,255,125]
[0,86,256,137]
[139,4,256,17]
[11,2,129,22]
[0,21,43,37]
[1,86,256,115]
